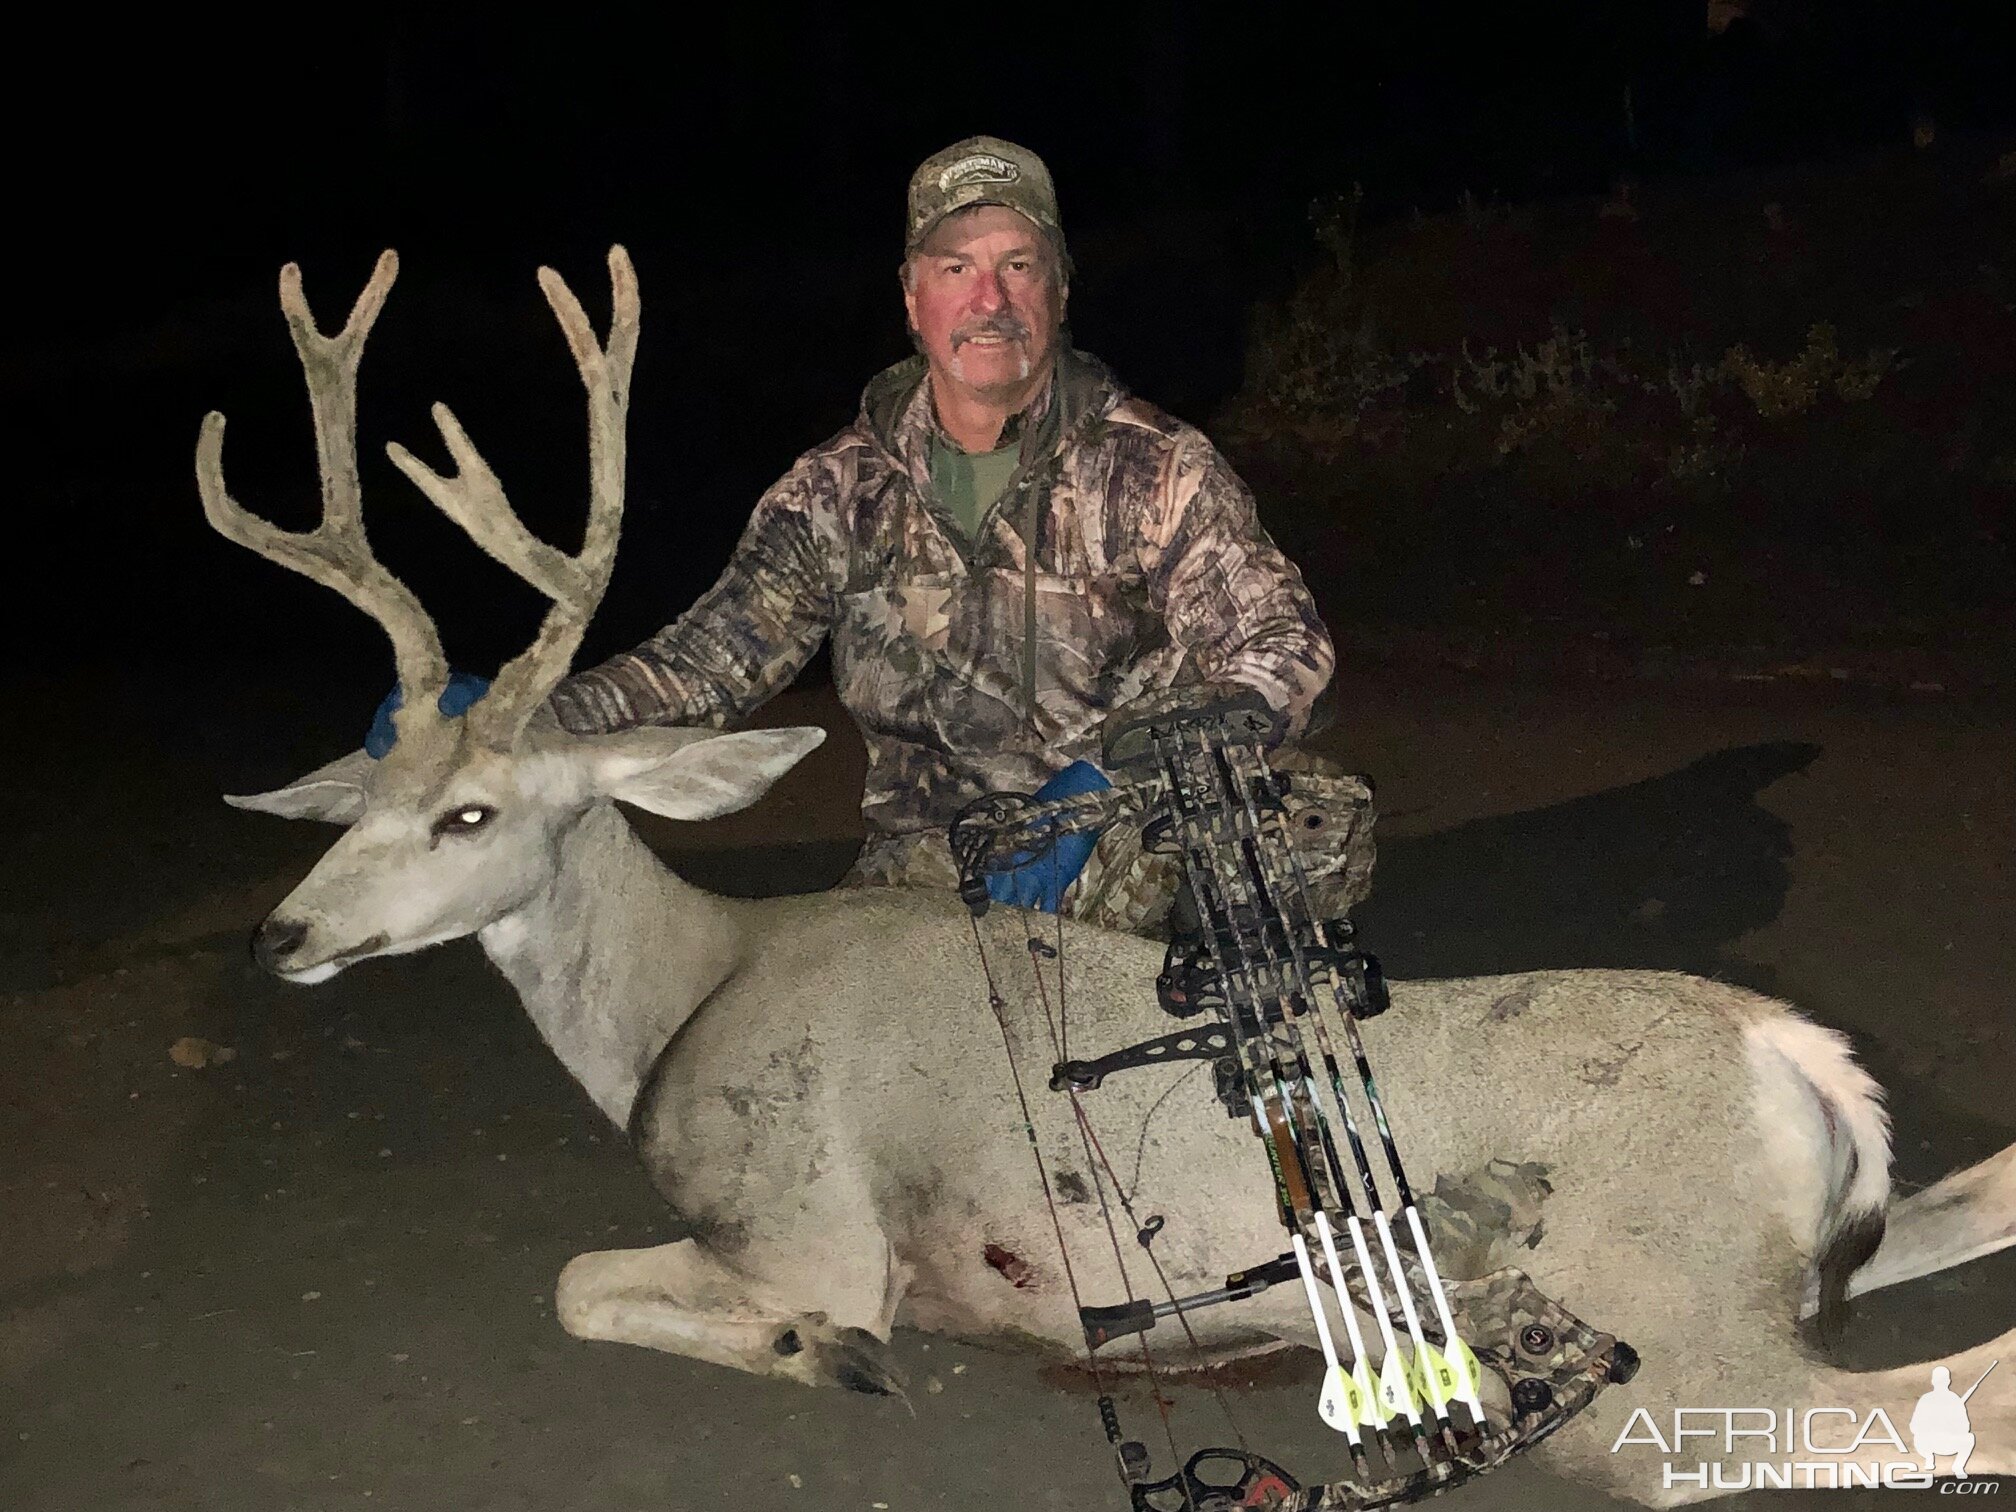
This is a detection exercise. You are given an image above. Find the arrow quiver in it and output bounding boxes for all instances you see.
[951,687,1638,1510]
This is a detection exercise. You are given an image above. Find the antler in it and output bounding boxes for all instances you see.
[196,251,451,736]
[387,246,638,748]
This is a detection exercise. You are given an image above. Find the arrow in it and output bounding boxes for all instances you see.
[1336,1208,1425,1435]
[1404,1204,1487,1426]
[1314,1212,1390,1438]
[1292,1233,1376,1483]
[1292,1233,1364,1440]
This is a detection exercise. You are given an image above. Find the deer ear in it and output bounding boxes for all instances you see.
[225,749,377,825]
[588,727,826,821]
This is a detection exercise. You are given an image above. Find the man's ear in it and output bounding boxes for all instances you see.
[586,727,827,821]
[225,749,378,824]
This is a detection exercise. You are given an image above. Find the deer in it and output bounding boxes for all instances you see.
[202,246,2016,1506]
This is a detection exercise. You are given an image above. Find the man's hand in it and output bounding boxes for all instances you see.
[986,759,1111,912]
[365,673,493,758]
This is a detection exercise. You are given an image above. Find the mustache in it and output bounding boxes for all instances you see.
[951,313,1032,348]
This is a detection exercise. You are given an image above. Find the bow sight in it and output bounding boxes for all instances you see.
[950,687,1639,1511]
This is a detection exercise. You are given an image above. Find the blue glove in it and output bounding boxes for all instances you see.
[365,673,493,759]
[986,759,1112,913]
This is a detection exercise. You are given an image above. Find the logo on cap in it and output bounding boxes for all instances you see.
[937,154,1022,193]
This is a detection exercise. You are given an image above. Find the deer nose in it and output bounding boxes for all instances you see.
[252,916,310,973]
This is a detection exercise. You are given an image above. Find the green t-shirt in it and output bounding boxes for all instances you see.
[929,433,1023,545]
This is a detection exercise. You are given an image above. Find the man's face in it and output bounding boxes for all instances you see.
[903,204,1066,403]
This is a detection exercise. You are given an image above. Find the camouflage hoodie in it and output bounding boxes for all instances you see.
[549,348,1335,838]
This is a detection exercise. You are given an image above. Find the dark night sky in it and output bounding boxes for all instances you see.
[9,2,2011,689]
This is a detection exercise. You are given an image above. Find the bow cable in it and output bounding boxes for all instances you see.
[1019,899,1255,1460]
[967,913,1146,1499]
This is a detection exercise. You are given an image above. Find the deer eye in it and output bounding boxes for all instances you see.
[431,804,496,839]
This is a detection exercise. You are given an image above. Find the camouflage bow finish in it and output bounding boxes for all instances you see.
[953,688,1638,1510]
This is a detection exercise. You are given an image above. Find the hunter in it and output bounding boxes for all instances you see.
[545,135,1371,934]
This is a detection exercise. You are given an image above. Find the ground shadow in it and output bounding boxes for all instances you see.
[663,838,863,899]
[661,743,1825,1000]
[1357,740,1822,990]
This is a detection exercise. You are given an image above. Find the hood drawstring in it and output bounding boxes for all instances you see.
[1022,474,1042,729]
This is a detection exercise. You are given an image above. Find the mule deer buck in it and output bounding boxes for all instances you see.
[203,248,2016,1504]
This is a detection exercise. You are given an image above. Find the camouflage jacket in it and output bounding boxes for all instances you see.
[549,348,1335,838]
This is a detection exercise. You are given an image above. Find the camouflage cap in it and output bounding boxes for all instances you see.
[905,135,1063,253]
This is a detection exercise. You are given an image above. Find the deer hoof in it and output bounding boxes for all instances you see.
[811,1325,908,1402]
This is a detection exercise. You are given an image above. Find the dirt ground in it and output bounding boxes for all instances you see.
[4,665,2014,1511]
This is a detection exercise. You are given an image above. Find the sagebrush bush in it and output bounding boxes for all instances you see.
[1722,324,1894,418]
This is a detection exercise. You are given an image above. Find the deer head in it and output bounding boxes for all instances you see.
[202,249,823,982]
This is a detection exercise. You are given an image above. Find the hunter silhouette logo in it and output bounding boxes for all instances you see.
[1611,1362,2001,1492]
[1913,1362,1996,1478]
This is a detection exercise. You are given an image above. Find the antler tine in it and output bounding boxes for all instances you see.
[442,245,638,747]
[196,252,451,723]
[385,402,584,604]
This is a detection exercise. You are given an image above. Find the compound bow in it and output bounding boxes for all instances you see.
[949,687,1640,1511]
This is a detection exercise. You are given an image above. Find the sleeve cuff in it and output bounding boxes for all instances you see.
[547,675,628,735]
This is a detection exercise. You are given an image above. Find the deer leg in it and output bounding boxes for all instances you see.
[1839,1141,2016,1306]
[555,1233,910,1400]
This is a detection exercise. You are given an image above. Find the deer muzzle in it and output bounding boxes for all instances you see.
[252,916,310,974]
[251,916,390,981]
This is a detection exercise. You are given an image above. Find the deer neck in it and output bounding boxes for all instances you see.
[477,800,744,1130]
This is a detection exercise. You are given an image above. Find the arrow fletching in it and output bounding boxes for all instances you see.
[1320,1363,1371,1431]
[1379,1347,1421,1420]
[1411,1338,1483,1410]
[1354,1363,1389,1428]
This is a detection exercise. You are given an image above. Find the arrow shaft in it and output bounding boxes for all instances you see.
[1292,1233,1345,1375]
[1345,1213,1425,1429]
[1315,1212,1377,1382]
[1404,1202,1487,1426]
[1293,1234,1367,1445]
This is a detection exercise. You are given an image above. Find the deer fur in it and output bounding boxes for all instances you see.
[207,249,2016,1506]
